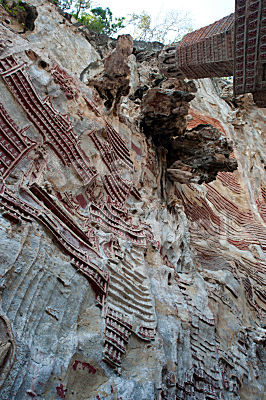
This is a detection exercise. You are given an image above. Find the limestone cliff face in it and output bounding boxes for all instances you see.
[0,1,265,400]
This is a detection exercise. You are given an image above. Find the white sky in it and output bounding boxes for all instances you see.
[99,0,234,34]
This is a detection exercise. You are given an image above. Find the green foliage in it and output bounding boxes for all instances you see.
[50,0,90,18]
[0,0,26,17]
[51,0,73,10]
[53,0,125,35]
[72,0,91,19]
[79,7,125,35]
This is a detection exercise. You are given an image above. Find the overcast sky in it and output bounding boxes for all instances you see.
[99,0,234,35]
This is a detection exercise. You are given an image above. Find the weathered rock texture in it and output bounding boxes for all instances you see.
[0,1,265,400]
[140,87,237,184]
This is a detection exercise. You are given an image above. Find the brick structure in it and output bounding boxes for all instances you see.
[176,13,234,79]
[159,0,266,107]
[234,0,266,107]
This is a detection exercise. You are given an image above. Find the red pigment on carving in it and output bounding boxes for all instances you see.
[56,384,66,399]
[76,193,87,208]
[72,360,96,374]
[51,64,79,99]
[131,142,142,156]
[0,102,36,179]
[72,360,79,371]
[0,56,96,185]
[111,385,114,393]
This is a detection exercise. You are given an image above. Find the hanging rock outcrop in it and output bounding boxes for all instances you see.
[87,34,133,111]
[140,87,237,184]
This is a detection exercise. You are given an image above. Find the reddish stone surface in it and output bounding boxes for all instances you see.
[187,109,226,134]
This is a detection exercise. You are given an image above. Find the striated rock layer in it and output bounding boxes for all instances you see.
[0,1,265,399]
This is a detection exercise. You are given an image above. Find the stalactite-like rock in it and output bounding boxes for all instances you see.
[140,88,237,183]
[87,35,133,111]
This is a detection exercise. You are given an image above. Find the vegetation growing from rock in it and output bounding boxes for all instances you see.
[0,0,26,17]
[0,0,38,31]
[52,0,126,34]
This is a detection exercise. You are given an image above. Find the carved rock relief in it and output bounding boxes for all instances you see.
[0,7,265,399]
[0,39,158,374]
[0,315,15,387]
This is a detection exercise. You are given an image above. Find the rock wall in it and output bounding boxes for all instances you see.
[0,1,265,399]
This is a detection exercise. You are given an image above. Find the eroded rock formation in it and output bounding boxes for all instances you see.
[0,1,265,400]
[87,34,133,111]
[140,87,237,184]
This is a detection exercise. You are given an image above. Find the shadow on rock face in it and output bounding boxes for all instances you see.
[1,1,38,32]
